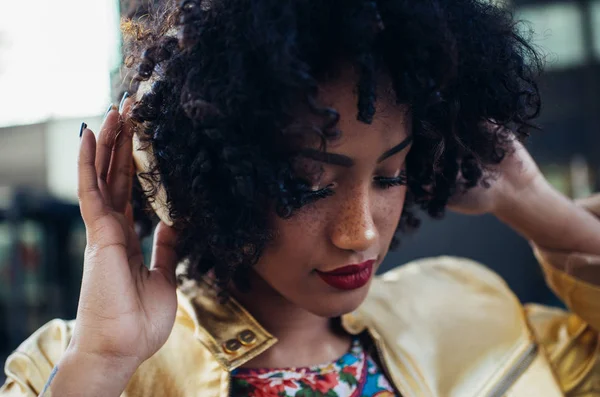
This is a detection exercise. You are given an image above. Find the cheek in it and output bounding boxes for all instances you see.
[275,205,329,251]
[374,187,407,238]
[255,207,330,277]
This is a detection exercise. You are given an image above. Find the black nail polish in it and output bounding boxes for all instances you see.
[103,103,114,119]
[79,122,87,138]
[119,92,130,113]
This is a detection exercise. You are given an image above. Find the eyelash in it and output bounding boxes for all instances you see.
[374,170,408,189]
[300,170,407,205]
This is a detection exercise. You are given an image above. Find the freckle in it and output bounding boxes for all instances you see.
[336,199,370,237]
[296,208,323,236]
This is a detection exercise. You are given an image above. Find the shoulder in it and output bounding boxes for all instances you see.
[353,256,529,357]
[371,255,516,302]
[6,318,75,366]
[351,257,539,395]
[1,319,75,395]
[362,256,600,395]
[357,255,525,336]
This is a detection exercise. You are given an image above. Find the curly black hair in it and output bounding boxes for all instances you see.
[123,0,542,292]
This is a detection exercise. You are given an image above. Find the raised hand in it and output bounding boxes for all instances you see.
[70,97,179,371]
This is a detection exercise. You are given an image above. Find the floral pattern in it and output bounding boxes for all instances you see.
[230,339,397,397]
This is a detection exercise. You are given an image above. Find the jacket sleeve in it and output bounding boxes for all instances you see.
[526,193,600,396]
[0,320,74,396]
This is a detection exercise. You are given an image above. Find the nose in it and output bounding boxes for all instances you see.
[330,187,378,252]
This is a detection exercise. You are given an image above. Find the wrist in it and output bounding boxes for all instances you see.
[47,348,138,397]
[492,171,549,220]
[491,173,600,254]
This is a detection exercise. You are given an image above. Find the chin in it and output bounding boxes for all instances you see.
[306,284,372,318]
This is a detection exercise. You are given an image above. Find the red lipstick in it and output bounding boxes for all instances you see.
[316,260,375,290]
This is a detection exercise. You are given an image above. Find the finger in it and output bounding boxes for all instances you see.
[575,195,600,218]
[108,97,136,212]
[150,222,179,287]
[78,127,107,225]
[569,255,600,285]
[95,105,120,203]
[125,201,135,228]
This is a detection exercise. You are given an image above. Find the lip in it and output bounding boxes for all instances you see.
[316,260,375,290]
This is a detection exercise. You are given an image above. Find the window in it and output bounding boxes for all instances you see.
[516,3,587,69]
[592,0,600,59]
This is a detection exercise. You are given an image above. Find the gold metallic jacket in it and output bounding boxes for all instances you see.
[2,197,600,397]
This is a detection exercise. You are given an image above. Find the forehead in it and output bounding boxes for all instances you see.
[314,69,412,151]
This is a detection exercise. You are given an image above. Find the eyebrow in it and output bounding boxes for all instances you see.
[298,135,413,168]
[377,135,413,162]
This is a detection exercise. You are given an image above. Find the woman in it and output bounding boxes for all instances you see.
[2,0,600,396]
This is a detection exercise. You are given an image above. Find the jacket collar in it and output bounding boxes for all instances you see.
[175,276,366,371]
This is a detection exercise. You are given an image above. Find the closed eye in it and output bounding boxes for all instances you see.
[374,170,407,189]
[297,169,407,207]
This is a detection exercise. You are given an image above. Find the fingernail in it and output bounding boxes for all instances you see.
[103,103,114,120]
[119,92,130,113]
[79,122,87,138]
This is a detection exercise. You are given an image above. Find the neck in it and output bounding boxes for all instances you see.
[228,270,351,368]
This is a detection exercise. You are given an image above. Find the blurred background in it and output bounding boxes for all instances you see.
[0,0,599,380]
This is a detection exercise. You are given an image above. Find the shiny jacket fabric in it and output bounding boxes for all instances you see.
[2,198,599,397]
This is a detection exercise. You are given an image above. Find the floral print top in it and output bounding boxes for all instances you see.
[230,338,398,397]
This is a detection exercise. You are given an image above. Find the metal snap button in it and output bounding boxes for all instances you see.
[223,339,242,354]
[237,330,257,346]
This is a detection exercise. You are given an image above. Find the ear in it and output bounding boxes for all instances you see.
[132,128,174,226]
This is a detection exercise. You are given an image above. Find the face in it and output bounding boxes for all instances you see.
[252,69,412,318]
